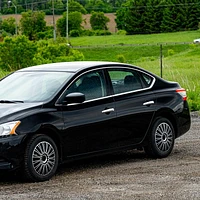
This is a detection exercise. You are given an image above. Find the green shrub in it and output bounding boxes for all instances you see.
[1,17,16,35]
[35,43,69,62]
[81,29,95,36]
[116,30,127,35]
[189,43,196,49]
[0,36,85,69]
[187,91,200,111]
[0,35,37,71]
[0,30,12,38]
[168,49,175,56]
[94,30,112,36]
[33,40,84,65]
[68,49,84,61]
[32,54,51,65]
[50,36,67,44]
[70,29,81,37]
[116,54,126,63]
[36,32,46,40]
[36,30,53,40]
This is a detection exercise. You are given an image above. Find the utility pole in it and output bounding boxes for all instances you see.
[52,0,56,41]
[31,0,33,11]
[25,0,27,11]
[160,44,163,78]
[66,0,69,45]
[8,1,17,35]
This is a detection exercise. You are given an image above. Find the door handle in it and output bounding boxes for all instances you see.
[102,108,115,114]
[143,101,154,106]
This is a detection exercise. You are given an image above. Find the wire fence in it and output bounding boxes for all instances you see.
[71,42,195,78]
[72,42,192,49]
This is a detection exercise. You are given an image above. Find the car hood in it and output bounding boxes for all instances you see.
[0,102,43,120]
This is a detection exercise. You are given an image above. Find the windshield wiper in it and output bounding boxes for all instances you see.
[0,100,24,103]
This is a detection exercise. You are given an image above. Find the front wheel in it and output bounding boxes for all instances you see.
[144,117,175,158]
[24,134,59,182]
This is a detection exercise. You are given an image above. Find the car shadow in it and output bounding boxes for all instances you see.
[56,149,149,176]
[0,170,23,183]
[0,150,150,183]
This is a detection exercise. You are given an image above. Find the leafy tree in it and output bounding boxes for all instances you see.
[116,0,200,34]
[56,11,83,37]
[90,11,110,30]
[76,0,88,7]
[116,0,146,34]
[0,15,2,30]
[1,17,16,35]
[0,0,127,14]
[35,27,54,40]
[183,0,200,30]
[168,0,187,32]
[144,0,164,33]
[112,0,127,8]
[161,0,188,32]
[1,0,200,34]
[115,1,128,31]
[45,0,87,15]
[85,0,113,13]
[46,0,65,15]
[124,0,148,34]
[20,10,46,40]
[0,35,37,71]
[68,0,87,14]
[160,6,175,32]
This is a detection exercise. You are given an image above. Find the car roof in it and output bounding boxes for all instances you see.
[18,61,128,73]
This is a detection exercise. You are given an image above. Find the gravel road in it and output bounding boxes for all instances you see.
[0,112,199,200]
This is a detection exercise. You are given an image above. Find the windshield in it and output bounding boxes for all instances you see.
[0,71,73,102]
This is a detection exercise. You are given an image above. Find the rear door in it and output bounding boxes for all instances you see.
[107,67,157,147]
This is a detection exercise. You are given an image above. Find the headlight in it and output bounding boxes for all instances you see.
[0,121,21,136]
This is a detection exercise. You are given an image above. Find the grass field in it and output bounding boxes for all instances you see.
[70,30,200,46]
[70,30,200,110]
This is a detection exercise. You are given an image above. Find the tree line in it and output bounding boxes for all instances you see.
[116,0,200,34]
[0,0,126,15]
[1,0,200,37]
[0,9,111,40]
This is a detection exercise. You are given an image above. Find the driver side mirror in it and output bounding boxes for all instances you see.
[64,92,85,104]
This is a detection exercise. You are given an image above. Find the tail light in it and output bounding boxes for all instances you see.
[176,88,187,101]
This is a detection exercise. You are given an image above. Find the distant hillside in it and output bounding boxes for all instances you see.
[1,13,117,33]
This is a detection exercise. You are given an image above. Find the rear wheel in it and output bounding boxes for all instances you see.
[144,117,175,158]
[24,134,58,182]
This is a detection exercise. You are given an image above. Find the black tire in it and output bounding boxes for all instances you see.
[24,134,58,182]
[144,117,175,158]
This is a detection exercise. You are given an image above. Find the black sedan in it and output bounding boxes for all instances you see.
[0,61,191,182]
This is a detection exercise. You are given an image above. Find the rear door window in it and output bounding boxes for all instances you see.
[107,69,143,94]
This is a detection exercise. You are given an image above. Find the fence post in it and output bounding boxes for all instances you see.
[160,44,163,78]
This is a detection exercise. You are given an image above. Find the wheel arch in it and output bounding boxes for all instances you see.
[154,109,178,138]
[24,125,63,164]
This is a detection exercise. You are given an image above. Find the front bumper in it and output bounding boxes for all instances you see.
[0,135,25,170]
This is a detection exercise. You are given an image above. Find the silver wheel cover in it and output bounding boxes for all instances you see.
[155,122,173,152]
[32,141,56,176]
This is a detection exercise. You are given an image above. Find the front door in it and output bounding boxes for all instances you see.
[59,70,117,159]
